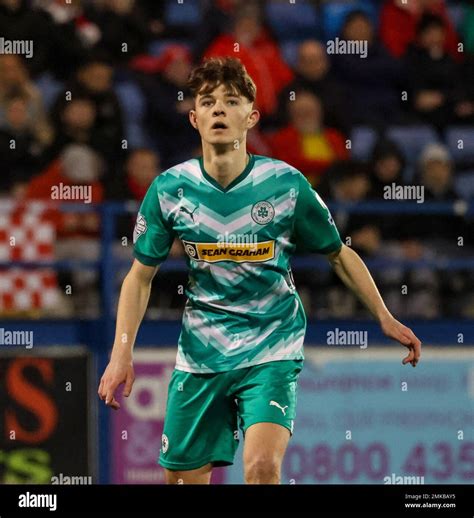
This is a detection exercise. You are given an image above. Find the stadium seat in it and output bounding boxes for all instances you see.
[454,171,474,199]
[265,0,320,40]
[35,73,64,110]
[164,0,202,26]
[446,3,466,32]
[386,125,440,163]
[350,126,378,160]
[280,40,301,68]
[115,81,149,148]
[321,0,378,39]
[148,39,192,57]
[445,126,474,165]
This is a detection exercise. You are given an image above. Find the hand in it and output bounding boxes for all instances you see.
[380,316,421,367]
[98,355,135,410]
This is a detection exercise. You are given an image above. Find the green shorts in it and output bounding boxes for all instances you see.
[158,359,303,471]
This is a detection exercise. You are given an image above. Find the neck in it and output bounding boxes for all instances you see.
[201,141,249,189]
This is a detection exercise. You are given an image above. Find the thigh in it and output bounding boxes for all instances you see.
[236,360,303,436]
[159,369,240,472]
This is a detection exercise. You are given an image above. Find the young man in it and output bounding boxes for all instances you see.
[98,57,421,484]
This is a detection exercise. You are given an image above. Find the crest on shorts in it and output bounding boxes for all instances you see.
[161,433,169,454]
[133,213,147,243]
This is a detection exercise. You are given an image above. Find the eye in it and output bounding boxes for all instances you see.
[228,99,239,105]
[201,100,213,107]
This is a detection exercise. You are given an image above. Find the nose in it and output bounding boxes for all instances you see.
[212,100,226,117]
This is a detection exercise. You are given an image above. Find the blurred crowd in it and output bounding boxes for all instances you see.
[1,0,473,319]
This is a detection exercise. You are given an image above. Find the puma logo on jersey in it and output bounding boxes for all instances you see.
[180,206,198,221]
[269,400,288,416]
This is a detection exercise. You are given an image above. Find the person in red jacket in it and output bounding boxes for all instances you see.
[268,90,349,186]
[24,143,104,238]
[203,3,293,118]
[380,0,461,60]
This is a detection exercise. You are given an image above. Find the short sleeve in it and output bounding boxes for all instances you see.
[293,173,343,254]
[133,178,174,266]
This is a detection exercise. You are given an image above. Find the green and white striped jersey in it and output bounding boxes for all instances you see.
[133,153,342,373]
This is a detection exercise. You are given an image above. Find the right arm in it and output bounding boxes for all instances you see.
[98,259,158,409]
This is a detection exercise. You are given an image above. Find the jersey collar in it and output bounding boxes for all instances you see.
[198,153,255,193]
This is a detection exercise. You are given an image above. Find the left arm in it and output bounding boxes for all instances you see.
[327,244,421,367]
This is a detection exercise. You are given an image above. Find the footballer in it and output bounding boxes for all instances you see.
[98,57,421,484]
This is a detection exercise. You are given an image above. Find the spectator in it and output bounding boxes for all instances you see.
[0,55,54,146]
[34,0,95,80]
[368,139,406,199]
[0,95,49,195]
[380,0,460,60]
[277,40,351,132]
[268,90,349,185]
[107,147,160,201]
[25,143,104,238]
[87,0,150,65]
[139,45,200,168]
[203,3,293,117]
[48,96,97,160]
[331,10,405,126]
[52,52,124,165]
[0,0,52,78]
[405,14,461,128]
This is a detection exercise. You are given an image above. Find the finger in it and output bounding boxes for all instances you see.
[105,381,120,405]
[106,397,120,410]
[98,379,105,399]
[123,374,134,398]
[402,349,415,365]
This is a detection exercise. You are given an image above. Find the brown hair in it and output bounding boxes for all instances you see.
[187,57,256,102]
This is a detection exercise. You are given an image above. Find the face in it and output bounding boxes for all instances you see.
[419,26,446,52]
[297,41,329,81]
[127,151,159,186]
[343,15,374,44]
[337,175,370,201]
[423,160,451,191]
[0,55,26,85]
[189,83,259,148]
[62,99,96,129]
[375,156,402,182]
[164,57,192,87]
[288,91,322,134]
[6,98,29,130]
[78,63,113,93]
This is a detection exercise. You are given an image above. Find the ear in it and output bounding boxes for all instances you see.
[247,109,260,130]
[189,109,198,130]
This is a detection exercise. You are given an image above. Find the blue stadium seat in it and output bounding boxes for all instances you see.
[115,81,148,148]
[454,171,474,199]
[386,125,440,163]
[35,73,64,110]
[445,126,474,164]
[164,0,202,26]
[321,0,378,40]
[446,3,466,32]
[350,126,377,160]
[280,40,301,67]
[265,0,320,40]
[148,39,192,57]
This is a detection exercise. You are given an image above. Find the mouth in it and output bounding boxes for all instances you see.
[211,121,228,130]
